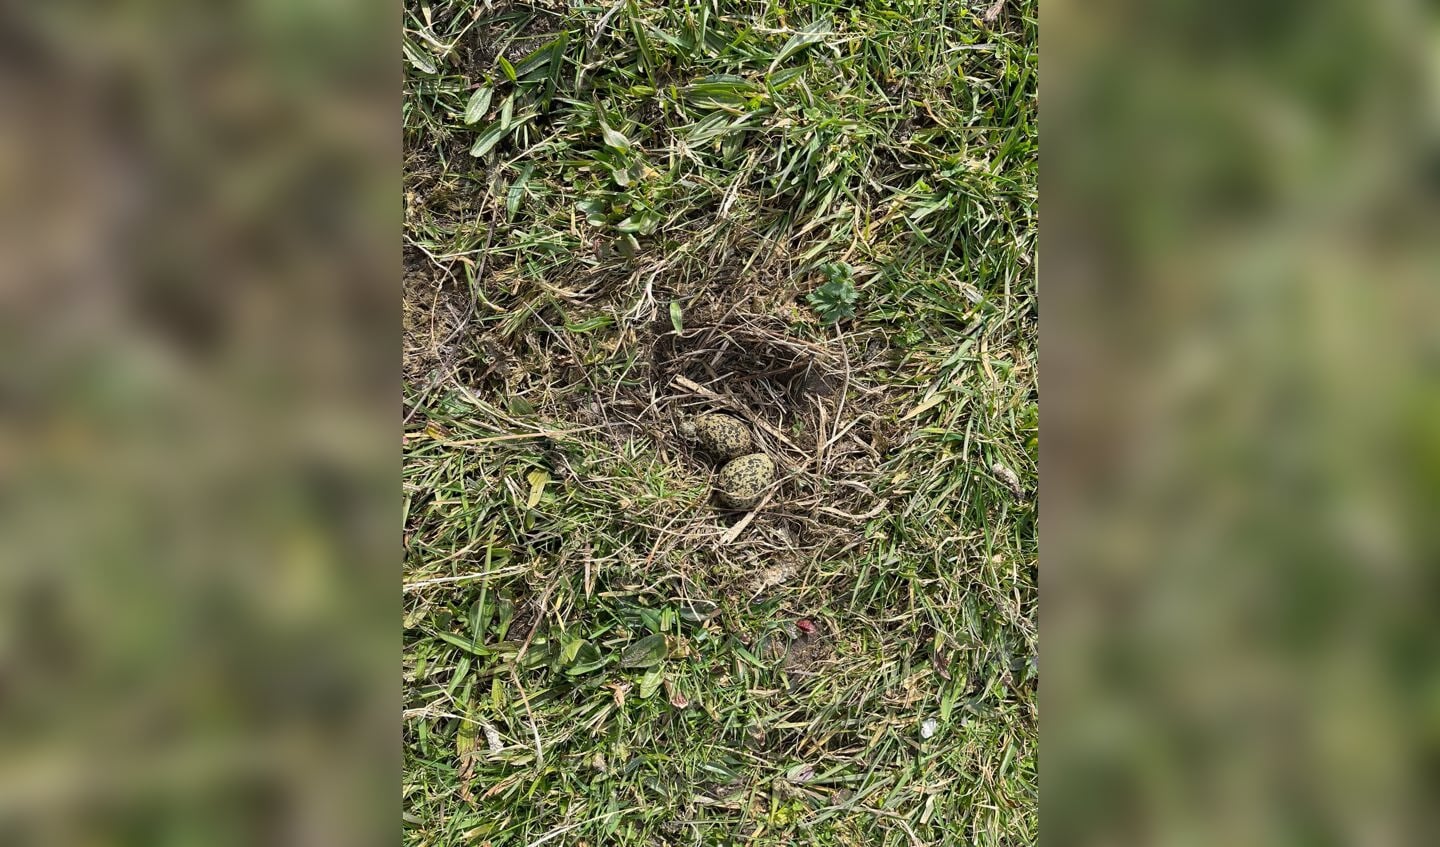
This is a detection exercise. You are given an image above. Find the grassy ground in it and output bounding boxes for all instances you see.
[403,1,1036,844]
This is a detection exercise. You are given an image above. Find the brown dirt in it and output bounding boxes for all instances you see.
[402,253,471,385]
[784,631,836,675]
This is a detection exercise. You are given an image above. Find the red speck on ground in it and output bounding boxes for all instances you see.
[796,619,817,635]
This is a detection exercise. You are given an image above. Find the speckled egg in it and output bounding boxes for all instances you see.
[690,413,753,462]
[716,453,776,509]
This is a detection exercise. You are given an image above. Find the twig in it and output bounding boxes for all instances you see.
[525,808,632,847]
[672,375,802,452]
[719,487,777,545]
[813,395,829,473]
[508,667,544,766]
[403,568,529,593]
[831,322,851,445]
[815,501,889,522]
[514,579,560,665]
[429,427,596,445]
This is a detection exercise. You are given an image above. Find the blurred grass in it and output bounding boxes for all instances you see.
[403,0,1037,844]
[1047,0,1440,844]
[0,1,394,846]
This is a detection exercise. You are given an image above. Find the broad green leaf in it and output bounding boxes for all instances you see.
[463,86,493,124]
[635,607,662,634]
[469,595,492,640]
[620,633,670,668]
[686,112,753,145]
[499,94,514,130]
[497,55,518,83]
[526,469,549,508]
[559,633,584,664]
[515,45,552,78]
[565,641,606,676]
[940,684,957,723]
[469,121,507,157]
[506,164,533,216]
[576,197,608,225]
[403,39,436,74]
[547,31,570,89]
[769,20,832,73]
[600,122,631,152]
[614,211,660,235]
[768,66,807,89]
[669,300,684,333]
[685,75,760,107]
[647,25,692,52]
[678,599,717,622]
[447,655,471,697]
[494,598,514,641]
[638,668,664,699]
[456,714,477,755]
[435,631,489,656]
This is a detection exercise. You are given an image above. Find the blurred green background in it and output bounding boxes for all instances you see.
[1046,0,1440,843]
[0,2,393,845]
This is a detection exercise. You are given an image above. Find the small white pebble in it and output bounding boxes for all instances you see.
[920,718,938,739]
[482,721,504,753]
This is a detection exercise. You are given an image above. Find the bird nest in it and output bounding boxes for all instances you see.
[636,312,891,561]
